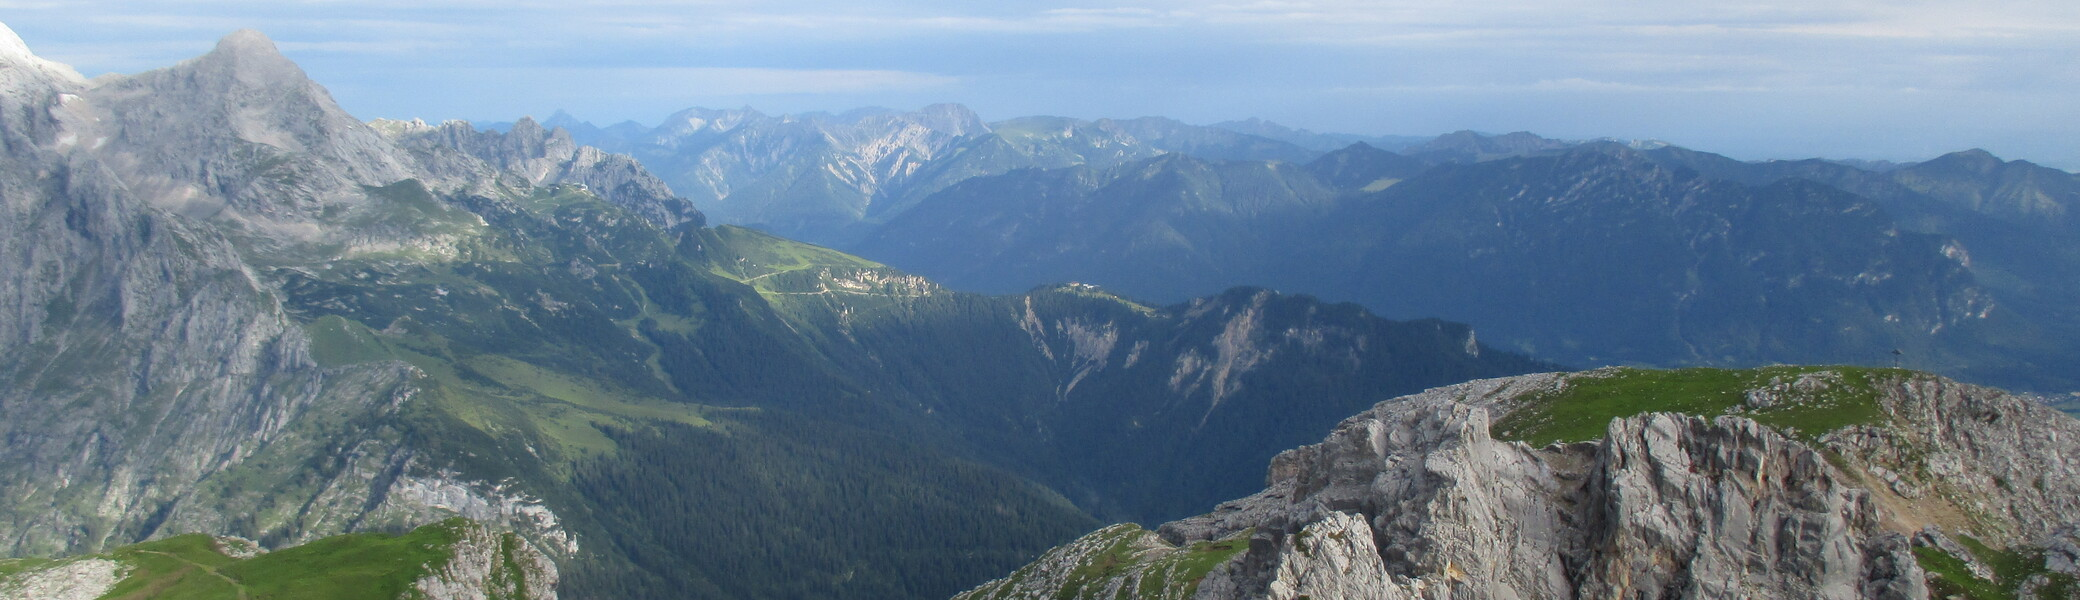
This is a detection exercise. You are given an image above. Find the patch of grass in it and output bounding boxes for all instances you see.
[515,183,605,214]
[1040,284,1158,317]
[304,315,398,367]
[1051,526,1143,600]
[1135,530,1251,599]
[2038,575,2080,600]
[1914,535,2077,600]
[1916,545,2006,600]
[353,179,485,237]
[1491,366,1907,446]
[93,534,250,600]
[99,552,242,600]
[1958,535,2077,600]
[2050,395,2080,418]
[0,557,58,580]
[1040,525,1251,600]
[458,354,716,457]
[90,525,463,600]
[220,518,464,600]
[700,225,883,284]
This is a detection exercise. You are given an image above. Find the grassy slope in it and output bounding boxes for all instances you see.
[959,524,1251,600]
[1490,365,1906,446]
[1913,535,2078,600]
[254,177,1551,599]
[2050,395,2080,418]
[273,183,1102,599]
[0,519,471,600]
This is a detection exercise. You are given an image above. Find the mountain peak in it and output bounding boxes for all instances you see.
[1949,148,2001,164]
[543,109,585,129]
[1922,148,2005,175]
[915,103,986,135]
[188,28,307,89]
[0,20,84,85]
[0,21,33,62]
[213,29,282,59]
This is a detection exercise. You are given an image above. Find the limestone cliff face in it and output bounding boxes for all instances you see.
[0,23,417,556]
[630,104,988,241]
[412,522,559,600]
[375,116,702,228]
[964,369,2080,599]
[0,24,628,558]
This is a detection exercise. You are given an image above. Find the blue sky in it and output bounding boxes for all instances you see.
[4,1,2077,167]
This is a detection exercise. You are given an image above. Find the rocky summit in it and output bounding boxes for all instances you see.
[964,367,2080,599]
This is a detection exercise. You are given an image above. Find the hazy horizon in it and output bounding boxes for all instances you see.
[5,2,2076,169]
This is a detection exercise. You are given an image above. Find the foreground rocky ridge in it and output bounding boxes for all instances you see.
[964,368,2080,599]
[0,518,553,600]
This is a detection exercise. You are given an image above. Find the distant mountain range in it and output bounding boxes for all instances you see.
[852,142,2013,380]
[489,107,1413,245]
[868,138,2080,391]
[531,107,2080,392]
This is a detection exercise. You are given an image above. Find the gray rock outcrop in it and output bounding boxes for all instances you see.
[0,558,126,600]
[377,116,701,228]
[964,369,2080,599]
[0,22,642,559]
[412,522,558,600]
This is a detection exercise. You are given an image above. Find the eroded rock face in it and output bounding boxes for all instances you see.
[970,370,2080,599]
[0,24,620,559]
[1578,414,1898,599]
[377,116,702,228]
[0,558,126,600]
[413,522,559,600]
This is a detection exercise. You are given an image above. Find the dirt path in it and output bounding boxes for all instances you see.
[135,550,249,600]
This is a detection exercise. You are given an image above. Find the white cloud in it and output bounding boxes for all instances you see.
[275,39,459,54]
[523,66,959,96]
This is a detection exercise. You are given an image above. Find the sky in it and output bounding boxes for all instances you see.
[3,1,2077,168]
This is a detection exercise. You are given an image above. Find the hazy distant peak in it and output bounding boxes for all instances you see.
[185,28,309,90]
[913,102,987,136]
[1944,147,2000,164]
[215,29,275,54]
[1315,141,1394,162]
[543,109,583,127]
[658,105,767,135]
[0,20,85,86]
[1417,130,1574,161]
[205,28,295,69]
[506,115,581,149]
[0,20,34,62]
